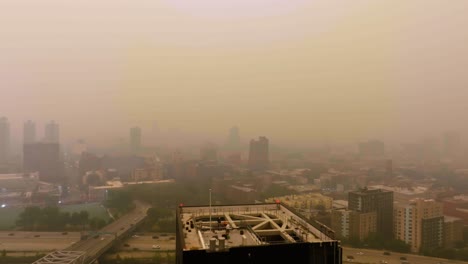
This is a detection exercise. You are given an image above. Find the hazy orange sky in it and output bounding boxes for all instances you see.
[1,0,468,146]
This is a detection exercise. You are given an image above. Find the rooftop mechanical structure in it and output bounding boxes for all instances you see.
[32,251,86,264]
[177,203,342,264]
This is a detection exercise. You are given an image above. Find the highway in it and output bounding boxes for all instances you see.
[32,201,150,264]
[67,201,150,263]
[343,247,468,264]
[0,231,80,252]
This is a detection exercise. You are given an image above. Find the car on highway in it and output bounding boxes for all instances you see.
[152,245,161,249]
[356,252,364,255]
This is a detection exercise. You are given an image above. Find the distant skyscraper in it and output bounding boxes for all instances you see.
[23,142,62,182]
[23,120,36,144]
[358,140,385,156]
[248,136,269,171]
[348,188,393,238]
[226,126,241,150]
[0,117,10,163]
[130,126,142,153]
[44,121,60,143]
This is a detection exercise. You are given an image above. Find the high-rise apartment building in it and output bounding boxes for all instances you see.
[348,188,393,238]
[394,199,443,253]
[0,117,10,164]
[443,216,464,248]
[130,126,141,153]
[331,209,377,241]
[248,136,269,171]
[23,120,36,144]
[44,121,60,143]
[23,142,62,182]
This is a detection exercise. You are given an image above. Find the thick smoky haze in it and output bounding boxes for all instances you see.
[1,0,468,149]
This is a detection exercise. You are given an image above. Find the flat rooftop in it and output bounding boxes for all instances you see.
[178,203,335,251]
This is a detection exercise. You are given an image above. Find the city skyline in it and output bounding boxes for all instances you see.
[2,1,468,146]
[1,1,468,263]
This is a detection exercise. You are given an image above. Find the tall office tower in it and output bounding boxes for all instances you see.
[0,117,10,164]
[200,143,218,162]
[443,131,461,158]
[44,120,60,143]
[23,142,62,182]
[348,188,394,238]
[23,120,36,144]
[130,126,141,153]
[394,199,444,253]
[248,136,269,171]
[225,126,240,150]
[358,140,385,156]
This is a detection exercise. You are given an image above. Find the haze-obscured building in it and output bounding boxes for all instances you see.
[443,216,463,248]
[248,136,269,171]
[130,126,142,153]
[0,172,39,205]
[79,152,102,178]
[266,193,333,211]
[23,142,62,183]
[44,121,60,143]
[441,195,468,225]
[23,120,36,144]
[0,117,10,164]
[348,188,393,238]
[225,126,241,151]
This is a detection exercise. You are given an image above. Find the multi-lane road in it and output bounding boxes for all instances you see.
[0,231,80,252]
[27,201,150,264]
[64,201,150,263]
[343,247,468,264]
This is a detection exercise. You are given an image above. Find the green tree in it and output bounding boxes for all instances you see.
[16,206,42,231]
[70,212,81,226]
[78,211,89,230]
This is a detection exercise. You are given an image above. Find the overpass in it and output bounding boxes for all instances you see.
[32,202,150,264]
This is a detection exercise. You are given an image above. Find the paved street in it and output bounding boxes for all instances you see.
[343,247,468,264]
[0,231,80,252]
